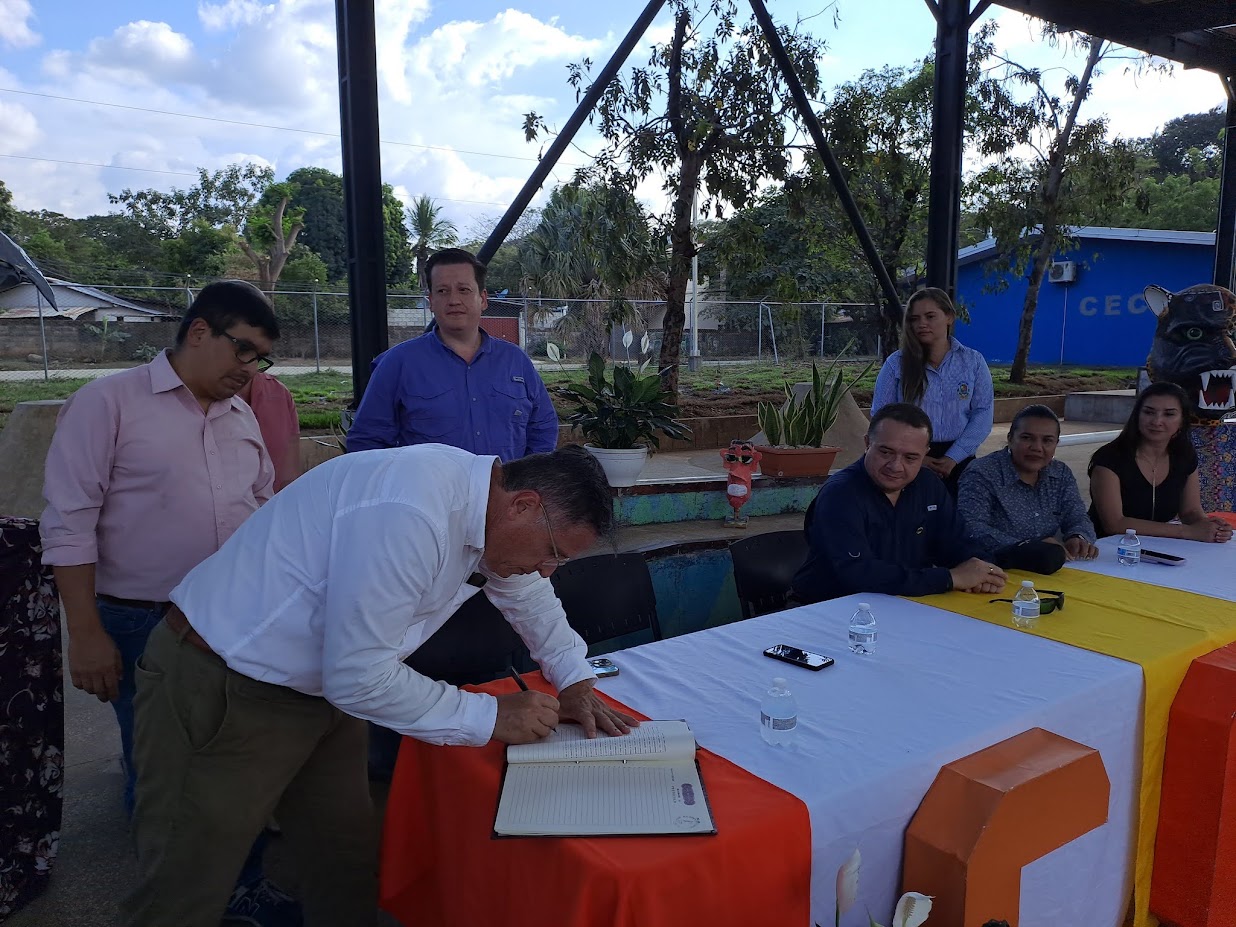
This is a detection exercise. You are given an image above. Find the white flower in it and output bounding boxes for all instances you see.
[891,892,933,927]
[836,848,861,917]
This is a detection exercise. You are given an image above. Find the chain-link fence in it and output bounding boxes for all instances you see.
[0,284,879,382]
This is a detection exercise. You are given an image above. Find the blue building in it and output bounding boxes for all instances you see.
[954,227,1216,367]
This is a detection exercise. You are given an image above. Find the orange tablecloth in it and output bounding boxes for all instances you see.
[379,675,812,927]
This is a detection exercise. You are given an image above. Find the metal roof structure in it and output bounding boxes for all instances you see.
[0,278,172,319]
[956,226,1218,265]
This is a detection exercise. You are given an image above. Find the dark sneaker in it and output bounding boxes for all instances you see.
[223,878,303,927]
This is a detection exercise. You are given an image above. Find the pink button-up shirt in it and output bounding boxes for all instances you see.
[40,350,274,601]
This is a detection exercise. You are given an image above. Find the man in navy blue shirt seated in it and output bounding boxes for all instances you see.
[791,403,1007,604]
[347,247,559,459]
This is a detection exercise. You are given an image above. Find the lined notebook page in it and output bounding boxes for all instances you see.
[494,761,715,836]
[506,720,695,764]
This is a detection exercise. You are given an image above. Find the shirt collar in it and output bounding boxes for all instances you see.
[431,326,491,359]
[149,348,248,414]
[148,348,185,394]
[466,453,500,551]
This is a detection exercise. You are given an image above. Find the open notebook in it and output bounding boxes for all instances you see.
[493,720,717,837]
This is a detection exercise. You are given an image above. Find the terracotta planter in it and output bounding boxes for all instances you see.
[755,445,840,478]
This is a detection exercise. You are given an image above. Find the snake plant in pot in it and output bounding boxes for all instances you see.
[557,341,692,487]
[756,347,874,477]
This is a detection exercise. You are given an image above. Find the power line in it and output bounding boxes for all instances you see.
[0,86,588,167]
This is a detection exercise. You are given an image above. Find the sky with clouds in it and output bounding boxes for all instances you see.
[1,0,1229,236]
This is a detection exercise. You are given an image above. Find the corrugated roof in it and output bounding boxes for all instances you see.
[0,278,172,317]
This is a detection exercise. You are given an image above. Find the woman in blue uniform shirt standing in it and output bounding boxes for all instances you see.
[870,287,994,493]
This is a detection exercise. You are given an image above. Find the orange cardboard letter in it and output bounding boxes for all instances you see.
[903,727,1109,927]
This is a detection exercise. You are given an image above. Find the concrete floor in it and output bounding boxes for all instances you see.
[6,420,1120,926]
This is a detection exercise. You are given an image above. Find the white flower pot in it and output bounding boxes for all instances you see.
[584,445,649,488]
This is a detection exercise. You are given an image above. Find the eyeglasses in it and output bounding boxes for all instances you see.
[722,451,756,465]
[216,330,275,372]
[538,503,571,571]
[989,589,1066,615]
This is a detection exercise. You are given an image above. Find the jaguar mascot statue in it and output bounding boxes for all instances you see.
[1144,283,1236,513]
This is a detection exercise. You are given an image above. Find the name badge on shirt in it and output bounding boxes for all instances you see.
[512,376,525,383]
[927,504,938,512]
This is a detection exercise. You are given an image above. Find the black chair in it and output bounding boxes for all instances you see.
[405,589,532,686]
[550,553,662,652]
[730,530,809,620]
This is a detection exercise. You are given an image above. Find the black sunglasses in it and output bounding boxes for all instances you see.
[989,589,1066,615]
[993,590,1062,613]
[216,330,275,372]
[722,452,756,464]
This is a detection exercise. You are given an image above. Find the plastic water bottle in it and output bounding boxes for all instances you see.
[1011,580,1041,629]
[1117,529,1141,566]
[760,677,798,746]
[849,602,877,655]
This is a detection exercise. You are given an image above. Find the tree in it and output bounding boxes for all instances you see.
[406,195,457,284]
[527,0,827,394]
[382,185,415,287]
[1147,106,1225,180]
[519,182,664,358]
[287,167,347,282]
[969,30,1149,383]
[0,179,17,236]
[110,164,273,239]
[238,181,306,292]
[1110,173,1221,231]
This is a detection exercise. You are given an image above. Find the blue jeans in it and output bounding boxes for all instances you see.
[96,598,267,886]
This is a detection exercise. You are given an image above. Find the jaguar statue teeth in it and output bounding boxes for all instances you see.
[1145,283,1236,421]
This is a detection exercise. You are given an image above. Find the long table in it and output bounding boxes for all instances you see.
[599,595,1142,927]
[1066,534,1235,600]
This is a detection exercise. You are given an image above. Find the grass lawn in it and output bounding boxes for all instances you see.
[0,363,1136,432]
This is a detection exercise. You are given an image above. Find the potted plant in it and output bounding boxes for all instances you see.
[555,338,692,487]
[756,347,874,478]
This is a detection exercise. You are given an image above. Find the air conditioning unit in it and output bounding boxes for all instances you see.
[1048,261,1077,284]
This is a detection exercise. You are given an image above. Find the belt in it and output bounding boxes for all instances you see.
[163,605,217,658]
[98,593,171,612]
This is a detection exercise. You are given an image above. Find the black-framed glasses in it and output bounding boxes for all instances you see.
[989,589,1066,615]
[538,503,571,571]
[216,330,275,372]
[722,451,756,465]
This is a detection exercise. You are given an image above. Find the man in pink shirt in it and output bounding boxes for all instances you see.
[40,280,300,926]
[239,371,302,492]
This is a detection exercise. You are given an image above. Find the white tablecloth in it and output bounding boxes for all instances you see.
[1066,535,1236,601]
[599,593,1143,927]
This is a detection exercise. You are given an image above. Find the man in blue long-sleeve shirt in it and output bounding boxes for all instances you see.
[791,403,1007,604]
[347,248,560,460]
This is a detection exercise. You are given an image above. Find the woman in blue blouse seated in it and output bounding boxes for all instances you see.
[871,288,994,493]
[1088,381,1233,543]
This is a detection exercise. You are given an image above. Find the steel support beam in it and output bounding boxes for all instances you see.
[335,0,389,403]
[478,0,667,264]
[1215,75,1236,291]
[747,0,904,330]
[925,0,970,297]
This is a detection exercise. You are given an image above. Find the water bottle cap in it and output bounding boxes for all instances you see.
[773,677,786,687]
[1126,529,1136,535]
[858,602,871,610]
[1021,580,1034,587]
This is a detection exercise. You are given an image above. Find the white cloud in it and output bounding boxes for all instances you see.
[198,0,276,32]
[84,21,198,82]
[0,99,40,153]
[0,0,39,50]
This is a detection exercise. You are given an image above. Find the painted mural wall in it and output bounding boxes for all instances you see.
[954,235,1215,367]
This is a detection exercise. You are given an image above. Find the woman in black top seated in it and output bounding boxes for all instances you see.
[1088,381,1233,543]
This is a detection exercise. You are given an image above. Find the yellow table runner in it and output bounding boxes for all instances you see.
[923,567,1236,927]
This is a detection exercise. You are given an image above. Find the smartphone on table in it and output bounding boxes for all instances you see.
[1141,549,1186,565]
[763,643,834,671]
[588,657,620,678]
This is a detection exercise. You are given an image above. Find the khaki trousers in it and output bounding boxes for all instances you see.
[122,619,378,927]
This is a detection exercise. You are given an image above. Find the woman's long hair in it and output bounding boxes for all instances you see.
[898,287,956,405]
[1089,381,1197,471]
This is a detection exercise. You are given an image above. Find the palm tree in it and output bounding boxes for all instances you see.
[405,195,458,285]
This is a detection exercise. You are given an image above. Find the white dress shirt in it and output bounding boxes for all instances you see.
[170,444,594,746]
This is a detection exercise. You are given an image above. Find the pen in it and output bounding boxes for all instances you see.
[507,665,529,692]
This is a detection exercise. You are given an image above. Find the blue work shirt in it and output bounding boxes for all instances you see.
[346,330,560,461]
[791,458,984,603]
[870,336,994,461]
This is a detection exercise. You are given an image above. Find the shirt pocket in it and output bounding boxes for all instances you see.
[491,381,533,451]
[402,386,456,441]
